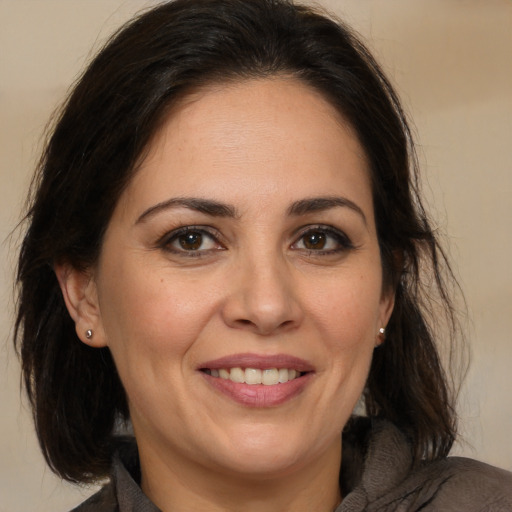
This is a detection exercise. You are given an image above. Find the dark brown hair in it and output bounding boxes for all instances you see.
[15,0,463,483]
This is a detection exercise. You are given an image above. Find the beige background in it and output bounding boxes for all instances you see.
[1,0,511,510]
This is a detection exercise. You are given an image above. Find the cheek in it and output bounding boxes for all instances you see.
[97,270,211,419]
[96,254,218,371]
[304,268,383,395]
[308,270,383,343]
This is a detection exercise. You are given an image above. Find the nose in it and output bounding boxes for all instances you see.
[221,253,304,336]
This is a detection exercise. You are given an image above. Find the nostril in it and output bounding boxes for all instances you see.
[232,317,296,335]
[231,318,261,330]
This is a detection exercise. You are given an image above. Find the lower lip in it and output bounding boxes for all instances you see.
[201,372,313,407]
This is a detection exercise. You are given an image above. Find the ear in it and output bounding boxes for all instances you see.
[379,286,395,329]
[379,248,402,327]
[54,263,107,347]
[374,287,395,348]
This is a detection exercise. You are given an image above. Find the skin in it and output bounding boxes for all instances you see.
[57,77,394,512]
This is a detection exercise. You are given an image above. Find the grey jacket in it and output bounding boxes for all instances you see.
[72,417,512,511]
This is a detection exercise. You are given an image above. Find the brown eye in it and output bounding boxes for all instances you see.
[303,231,327,250]
[292,226,354,254]
[162,227,222,255]
[178,232,203,250]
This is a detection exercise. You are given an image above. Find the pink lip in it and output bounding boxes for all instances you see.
[201,372,313,407]
[198,353,315,372]
[198,353,315,408]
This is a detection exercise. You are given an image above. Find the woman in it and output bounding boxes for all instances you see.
[14,0,512,510]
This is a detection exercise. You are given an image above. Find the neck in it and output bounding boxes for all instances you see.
[138,437,342,512]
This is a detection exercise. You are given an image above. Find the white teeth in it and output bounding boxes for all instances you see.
[245,368,262,385]
[262,368,279,385]
[208,367,303,385]
[230,367,245,383]
[219,368,230,379]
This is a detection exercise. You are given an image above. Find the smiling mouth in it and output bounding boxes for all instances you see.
[202,367,305,385]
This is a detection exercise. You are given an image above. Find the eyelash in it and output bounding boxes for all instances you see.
[158,226,224,257]
[291,225,355,255]
[158,224,354,257]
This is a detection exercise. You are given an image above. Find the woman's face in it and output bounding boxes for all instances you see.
[84,78,394,479]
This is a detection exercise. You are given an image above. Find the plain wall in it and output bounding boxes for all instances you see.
[1,1,511,510]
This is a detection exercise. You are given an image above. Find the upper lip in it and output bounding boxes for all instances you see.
[198,353,314,372]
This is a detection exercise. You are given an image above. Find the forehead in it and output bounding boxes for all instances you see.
[119,77,372,219]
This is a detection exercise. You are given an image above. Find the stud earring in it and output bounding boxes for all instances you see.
[85,329,93,339]
[375,327,386,347]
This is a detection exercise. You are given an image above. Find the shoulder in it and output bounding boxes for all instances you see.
[69,437,160,512]
[363,451,512,512]
[69,483,117,512]
[379,456,512,511]
[340,417,512,512]
[414,456,512,511]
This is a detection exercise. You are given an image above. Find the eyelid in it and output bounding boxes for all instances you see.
[291,224,355,252]
[155,223,354,257]
[158,225,225,255]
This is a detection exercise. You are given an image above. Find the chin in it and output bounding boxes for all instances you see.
[206,425,329,479]
[216,449,307,480]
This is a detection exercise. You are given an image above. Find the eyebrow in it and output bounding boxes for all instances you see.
[288,196,367,224]
[136,197,238,224]
[136,195,366,224]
